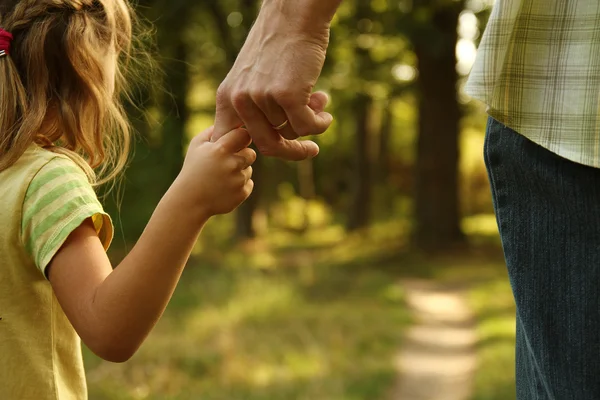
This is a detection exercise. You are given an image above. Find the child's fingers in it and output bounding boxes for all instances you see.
[190,126,214,146]
[216,128,252,153]
[243,179,255,197]
[242,166,253,181]
[235,148,257,169]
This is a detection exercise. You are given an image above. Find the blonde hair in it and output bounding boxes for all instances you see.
[0,0,142,185]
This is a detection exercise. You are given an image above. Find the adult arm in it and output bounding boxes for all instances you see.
[213,0,343,161]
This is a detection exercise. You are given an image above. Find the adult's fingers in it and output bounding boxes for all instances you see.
[216,128,252,153]
[308,91,329,114]
[286,104,333,138]
[252,93,298,141]
[241,102,319,160]
[213,85,245,142]
[253,91,331,141]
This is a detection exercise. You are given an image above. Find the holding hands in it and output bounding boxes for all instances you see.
[212,1,336,161]
[176,126,256,218]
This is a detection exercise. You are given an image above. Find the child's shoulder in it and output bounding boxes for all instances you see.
[24,145,77,168]
[19,146,82,177]
[3,146,84,191]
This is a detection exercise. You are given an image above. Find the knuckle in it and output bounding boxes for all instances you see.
[231,90,251,112]
[216,84,231,105]
[272,88,298,109]
[249,88,268,106]
[212,141,227,155]
[229,158,240,171]
[265,87,285,104]
[268,84,287,99]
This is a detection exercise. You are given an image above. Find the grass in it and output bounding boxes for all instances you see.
[469,268,516,400]
[83,214,520,400]
[83,223,413,400]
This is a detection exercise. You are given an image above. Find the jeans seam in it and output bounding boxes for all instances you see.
[485,118,556,400]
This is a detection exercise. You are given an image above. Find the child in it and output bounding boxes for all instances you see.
[0,1,256,399]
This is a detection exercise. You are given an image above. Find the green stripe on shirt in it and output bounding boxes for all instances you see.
[24,162,85,198]
[22,177,94,228]
[21,156,113,274]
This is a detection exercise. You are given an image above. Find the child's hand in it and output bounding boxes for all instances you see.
[175,126,256,218]
[48,126,255,363]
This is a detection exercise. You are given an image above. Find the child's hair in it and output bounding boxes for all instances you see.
[0,0,147,184]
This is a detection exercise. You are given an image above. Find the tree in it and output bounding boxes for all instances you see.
[102,0,195,241]
[411,0,466,250]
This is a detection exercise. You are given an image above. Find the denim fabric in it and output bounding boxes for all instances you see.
[484,117,600,400]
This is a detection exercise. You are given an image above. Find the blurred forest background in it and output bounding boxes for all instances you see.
[87,1,518,399]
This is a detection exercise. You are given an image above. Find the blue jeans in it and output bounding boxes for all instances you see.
[484,117,600,400]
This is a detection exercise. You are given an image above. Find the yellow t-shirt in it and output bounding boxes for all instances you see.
[0,146,113,400]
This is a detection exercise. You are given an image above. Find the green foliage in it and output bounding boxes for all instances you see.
[107,0,494,243]
[84,229,413,400]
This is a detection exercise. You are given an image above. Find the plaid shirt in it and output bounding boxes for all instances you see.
[465,0,600,167]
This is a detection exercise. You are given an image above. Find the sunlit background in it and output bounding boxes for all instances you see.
[88,1,517,399]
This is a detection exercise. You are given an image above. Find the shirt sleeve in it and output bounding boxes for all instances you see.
[21,156,114,277]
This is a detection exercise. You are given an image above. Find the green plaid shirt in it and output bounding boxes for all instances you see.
[466,0,600,167]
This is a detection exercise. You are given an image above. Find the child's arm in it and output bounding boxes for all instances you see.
[47,127,255,363]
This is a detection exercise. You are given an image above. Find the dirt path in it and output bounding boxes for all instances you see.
[389,279,478,400]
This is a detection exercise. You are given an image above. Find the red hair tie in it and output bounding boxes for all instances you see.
[0,28,13,58]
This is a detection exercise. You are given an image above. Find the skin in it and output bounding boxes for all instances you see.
[213,0,343,161]
[49,126,256,362]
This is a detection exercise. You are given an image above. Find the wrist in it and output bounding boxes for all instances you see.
[259,0,338,39]
[166,178,212,225]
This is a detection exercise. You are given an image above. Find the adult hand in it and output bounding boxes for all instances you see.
[213,3,334,161]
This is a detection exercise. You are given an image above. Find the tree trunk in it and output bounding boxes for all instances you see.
[413,4,465,251]
[160,36,189,188]
[377,98,395,216]
[347,93,373,231]
[378,99,393,184]
[106,3,191,242]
